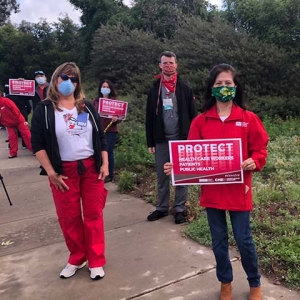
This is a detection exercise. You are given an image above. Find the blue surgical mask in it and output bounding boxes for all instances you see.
[101,87,110,96]
[58,80,75,96]
[36,77,46,85]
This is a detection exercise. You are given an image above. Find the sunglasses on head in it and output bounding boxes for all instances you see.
[59,74,79,83]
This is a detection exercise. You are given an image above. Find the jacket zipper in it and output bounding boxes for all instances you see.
[86,106,99,132]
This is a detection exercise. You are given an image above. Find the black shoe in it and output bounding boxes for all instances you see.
[5,139,9,142]
[8,155,17,159]
[147,210,169,221]
[174,212,186,224]
[104,177,113,183]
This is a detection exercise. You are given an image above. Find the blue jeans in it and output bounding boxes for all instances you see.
[206,208,261,287]
[105,132,117,178]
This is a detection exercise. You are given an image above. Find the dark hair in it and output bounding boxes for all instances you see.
[159,51,177,62]
[97,79,117,99]
[202,63,247,112]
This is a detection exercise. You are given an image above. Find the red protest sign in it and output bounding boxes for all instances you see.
[98,98,128,120]
[169,139,243,185]
[9,79,35,96]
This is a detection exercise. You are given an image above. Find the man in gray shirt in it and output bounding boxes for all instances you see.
[145,51,197,224]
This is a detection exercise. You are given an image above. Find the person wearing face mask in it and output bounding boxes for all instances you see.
[31,62,109,281]
[92,79,121,183]
[31,70,49,111]
[145,51,197,224]
[0,95,33,158]
[164,64,269,300]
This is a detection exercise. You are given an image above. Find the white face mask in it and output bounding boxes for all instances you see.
[101,87,111,96]
[36,77,46,85]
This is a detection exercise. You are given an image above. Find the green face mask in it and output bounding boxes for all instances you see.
[212,86,236,103]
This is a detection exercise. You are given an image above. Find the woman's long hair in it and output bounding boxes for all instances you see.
[202,63,248,112]
[47,62,85,112]
[97,79,117,99]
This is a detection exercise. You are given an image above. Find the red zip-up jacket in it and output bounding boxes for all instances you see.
[0,96,25,127]
[188,104,269,211]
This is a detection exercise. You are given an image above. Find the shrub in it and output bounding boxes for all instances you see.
[115,121,154,170]
[117,170,136,193]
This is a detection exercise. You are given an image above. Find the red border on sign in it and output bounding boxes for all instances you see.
[98,98,128,120]
[9,79,35,96]
[169,139,243,185]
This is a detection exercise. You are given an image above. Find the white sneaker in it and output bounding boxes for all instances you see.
[60,261,87,279]
[89,267,105,280]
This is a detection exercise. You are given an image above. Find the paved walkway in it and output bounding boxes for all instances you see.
[0,129,299,300]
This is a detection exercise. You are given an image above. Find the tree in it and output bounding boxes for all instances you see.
[130,0,217,38]
[52,15,81,63]
[68,0,127,63]
[222,0,300,49]
[90,23,164,94]
[0,18,81,88]
[0,0,19,26]
[169,16,294,105]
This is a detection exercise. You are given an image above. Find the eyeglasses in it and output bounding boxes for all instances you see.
[59,74,79,83]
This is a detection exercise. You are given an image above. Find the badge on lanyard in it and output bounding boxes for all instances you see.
[77,112,88,127]
[163,98,173,110]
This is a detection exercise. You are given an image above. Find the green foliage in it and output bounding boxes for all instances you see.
[222,0,300,49]
[250,96,300,119]
[251,127,300,288]
[0,0,19,26]
[262,116,300,140]
[68,0,127,63]
[114,120,154,170]
[117,170,136,193]
[0,17,81,87]
[185,210,235,246]
[184,212,212,246]
[90,23,164,94]
[125,0,218,39]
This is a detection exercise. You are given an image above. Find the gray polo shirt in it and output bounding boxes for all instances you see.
[162,86,179,140]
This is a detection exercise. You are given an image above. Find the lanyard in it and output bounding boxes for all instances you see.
[156,78,177,116]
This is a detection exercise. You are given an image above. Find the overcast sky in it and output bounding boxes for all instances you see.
[10,0,223,25]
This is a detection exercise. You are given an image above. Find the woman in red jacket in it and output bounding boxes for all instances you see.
[0,96,32,158]
[165,64,268,300]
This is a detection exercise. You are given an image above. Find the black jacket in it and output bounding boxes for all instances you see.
[6,94,32,120]
[145,76,197,147]
[32,84,49,111]
[31,100,107,176]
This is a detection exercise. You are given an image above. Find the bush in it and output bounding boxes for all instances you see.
[117,170,137,193]
[249,95,300,119]
[115,121,154,170]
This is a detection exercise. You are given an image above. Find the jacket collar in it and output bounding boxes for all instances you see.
[205,104,244,121]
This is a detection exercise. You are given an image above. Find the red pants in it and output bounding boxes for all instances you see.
[7,122,32,156]
[50,157,108,268]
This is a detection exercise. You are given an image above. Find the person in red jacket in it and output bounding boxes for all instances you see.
[164,64,268,300]
[0,96,33,158]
